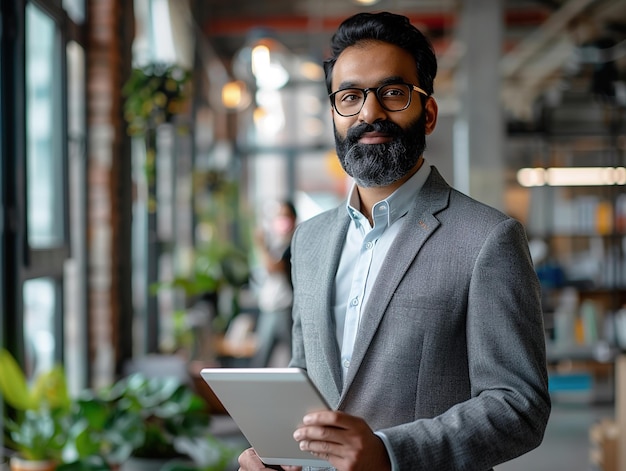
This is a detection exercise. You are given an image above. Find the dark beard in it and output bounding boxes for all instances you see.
[334,114,426,187]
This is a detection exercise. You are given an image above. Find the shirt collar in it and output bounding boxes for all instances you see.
[346,158,432,229]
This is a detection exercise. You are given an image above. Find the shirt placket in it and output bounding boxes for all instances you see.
[340,203,389,379]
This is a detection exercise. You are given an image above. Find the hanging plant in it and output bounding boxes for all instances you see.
[122,63,192,136]
[122,63,192,204]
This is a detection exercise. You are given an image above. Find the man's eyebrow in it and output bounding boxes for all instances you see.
[335,80,358,91]
[335,76,408,91]
[379,76,406,86]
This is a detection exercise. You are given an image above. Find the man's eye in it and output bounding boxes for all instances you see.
[340,92,362,103]
[381,87,405,97]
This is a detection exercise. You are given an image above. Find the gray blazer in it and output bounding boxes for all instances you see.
[289,166,551,470]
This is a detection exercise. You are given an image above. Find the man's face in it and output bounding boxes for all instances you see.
[330,40,437,187]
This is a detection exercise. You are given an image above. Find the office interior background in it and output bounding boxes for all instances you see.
[1,0,626,470]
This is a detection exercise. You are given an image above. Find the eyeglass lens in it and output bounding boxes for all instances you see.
[333,83,412,116]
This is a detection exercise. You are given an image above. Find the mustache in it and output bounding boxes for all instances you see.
[346,120,404,143]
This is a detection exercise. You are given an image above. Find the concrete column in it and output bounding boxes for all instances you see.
[454,0,505,210]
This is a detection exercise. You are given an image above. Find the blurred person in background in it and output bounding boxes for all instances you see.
[251,200,298,367]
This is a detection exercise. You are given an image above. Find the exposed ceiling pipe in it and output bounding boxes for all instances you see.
[500,0,597,77]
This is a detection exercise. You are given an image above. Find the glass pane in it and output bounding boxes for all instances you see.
[63,0,85,23]
[23,278,57,379]
[26,5,64,248]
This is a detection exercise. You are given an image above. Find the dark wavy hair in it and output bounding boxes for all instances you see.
[323,12,437,98]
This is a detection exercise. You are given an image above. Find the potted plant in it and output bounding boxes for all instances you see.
[78,373,238,471]
[59,388,144,471]
[60,372,240,471]
[0,348,71,471]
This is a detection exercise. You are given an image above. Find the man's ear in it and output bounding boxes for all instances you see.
[424,97,438,135]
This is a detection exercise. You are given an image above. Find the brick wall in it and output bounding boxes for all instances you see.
[86,0,134,387]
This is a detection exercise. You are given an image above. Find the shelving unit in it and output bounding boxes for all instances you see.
[511,87,626,406]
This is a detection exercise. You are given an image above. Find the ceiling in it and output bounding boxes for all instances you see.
[196,0,626,125]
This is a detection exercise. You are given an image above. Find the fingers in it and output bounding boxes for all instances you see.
[238,448,303,471]
[297,437,343,462]
[294,411,354,462]
[294,423,343,447]
[293,411,391,469]
[237,448,266,470]
[302,410,351,428]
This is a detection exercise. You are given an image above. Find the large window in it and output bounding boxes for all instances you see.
[1,0,87,390]
[22,2,66,376]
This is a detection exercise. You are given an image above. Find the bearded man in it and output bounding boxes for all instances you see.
[239,11,550,471]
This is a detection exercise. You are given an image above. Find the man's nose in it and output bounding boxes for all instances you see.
[358,91,387,123]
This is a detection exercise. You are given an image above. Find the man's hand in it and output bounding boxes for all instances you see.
[237,447,301,471]
[293,411,392,471]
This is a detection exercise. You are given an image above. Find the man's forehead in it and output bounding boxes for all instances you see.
[331,43,418,88]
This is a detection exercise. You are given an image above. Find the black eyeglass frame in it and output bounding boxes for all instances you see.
[328,82,430,117]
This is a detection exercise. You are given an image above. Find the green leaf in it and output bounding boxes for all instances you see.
[32,366,71,410]
[0,348,36,410]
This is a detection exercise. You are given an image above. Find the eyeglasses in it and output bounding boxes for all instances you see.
[329,82,429,117]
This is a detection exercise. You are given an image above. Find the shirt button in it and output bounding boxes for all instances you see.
[343,359,350,368]
[365,241,374,250]
[378,204,387,212]
[350,297,359,306]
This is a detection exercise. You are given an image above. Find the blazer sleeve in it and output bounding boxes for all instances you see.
[381,218,551,470]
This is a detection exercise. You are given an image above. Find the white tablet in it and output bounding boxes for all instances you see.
[200,367,332,468]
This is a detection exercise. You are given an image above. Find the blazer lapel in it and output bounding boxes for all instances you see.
[314,208,350,402]
[339,168,451,399]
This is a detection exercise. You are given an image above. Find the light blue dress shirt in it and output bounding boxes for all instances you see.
[330,160,431,471]
[334,161,431,380]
